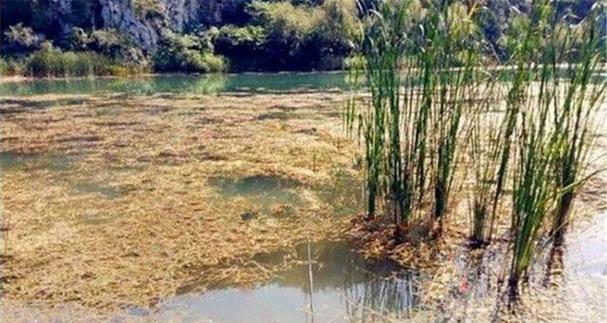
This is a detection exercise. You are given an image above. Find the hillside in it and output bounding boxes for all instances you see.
[0,0,601,74]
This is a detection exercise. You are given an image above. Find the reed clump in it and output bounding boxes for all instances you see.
[347,0,484,241]
[347,0,605,300]
[23,44,146,78]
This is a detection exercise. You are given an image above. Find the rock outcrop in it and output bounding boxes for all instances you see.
[2,0,251,52]
[99,0,162,51]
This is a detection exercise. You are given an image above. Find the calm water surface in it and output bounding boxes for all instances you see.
[155,241,420,323]
[2,69,604,97]
[0,72,350,96]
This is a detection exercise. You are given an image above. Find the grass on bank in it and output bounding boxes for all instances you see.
[0,46,148,78]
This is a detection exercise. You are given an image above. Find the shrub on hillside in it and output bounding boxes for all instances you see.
[154,32,225,73]
[3,23,45,53]
[0,58,8,76]
[69,27,149,68]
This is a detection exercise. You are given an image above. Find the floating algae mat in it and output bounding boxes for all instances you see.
[156,240,420,322]
[1,75,606,322]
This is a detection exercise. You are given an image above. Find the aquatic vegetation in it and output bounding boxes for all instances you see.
[347,0,482,238]
[346,0,606,303]
[548,14,605,248]
[467,80,503,245]
[23,45,143,78]
[0,92,359,309]
[506,1,605,298]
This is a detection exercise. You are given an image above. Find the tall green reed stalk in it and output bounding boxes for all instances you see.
[359,1,407,221]
[548,9,605,248]
[347,0,480,239]
[427,2,479,231]
[468,79,502,245]
[507,0,605,297]
[507,0,559,298]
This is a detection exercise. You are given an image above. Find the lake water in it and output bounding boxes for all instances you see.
[0,72,350,96]
[154,241,420,323]
[1,72,606,322]
[2,68,602,97]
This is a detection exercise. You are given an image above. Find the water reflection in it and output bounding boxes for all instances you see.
[0,72,349,97]
[1,69,603,97]
[158,241,419,322]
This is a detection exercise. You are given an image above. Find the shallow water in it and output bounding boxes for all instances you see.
[0,72,350,97]
[1,72,606,322]
[567,212,607,277]
[3,69,603,97]
[0,151,73,171]
[210,176,301,213]
[156,241,419,323]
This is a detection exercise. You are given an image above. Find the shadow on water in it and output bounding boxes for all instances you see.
[157,240,419,322]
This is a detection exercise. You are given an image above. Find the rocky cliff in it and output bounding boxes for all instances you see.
[1,0,250,52]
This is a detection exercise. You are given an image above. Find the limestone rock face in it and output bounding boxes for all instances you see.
[159,0,204,32]
[18,0,245,51]
[99,0,161,51]
[3,0,256,51]
[96,0,251,50]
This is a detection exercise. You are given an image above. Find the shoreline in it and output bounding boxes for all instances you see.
[1,63,604,84]
[0,70,348,84]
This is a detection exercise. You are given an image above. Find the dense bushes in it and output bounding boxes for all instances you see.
[210,0,360,71]
[0,58,8,76]
[153,33,225,73]
[70,28,148,66]
[0,0,602,76]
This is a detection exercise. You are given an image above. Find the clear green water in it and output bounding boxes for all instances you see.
[2,69,603,97]
[0,151,73,171]
[0,72,350,96]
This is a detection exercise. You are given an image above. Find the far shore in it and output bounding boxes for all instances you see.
[0,70,349,84]
[1,63,604,85]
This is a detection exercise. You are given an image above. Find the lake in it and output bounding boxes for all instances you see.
[0,72,606,322]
